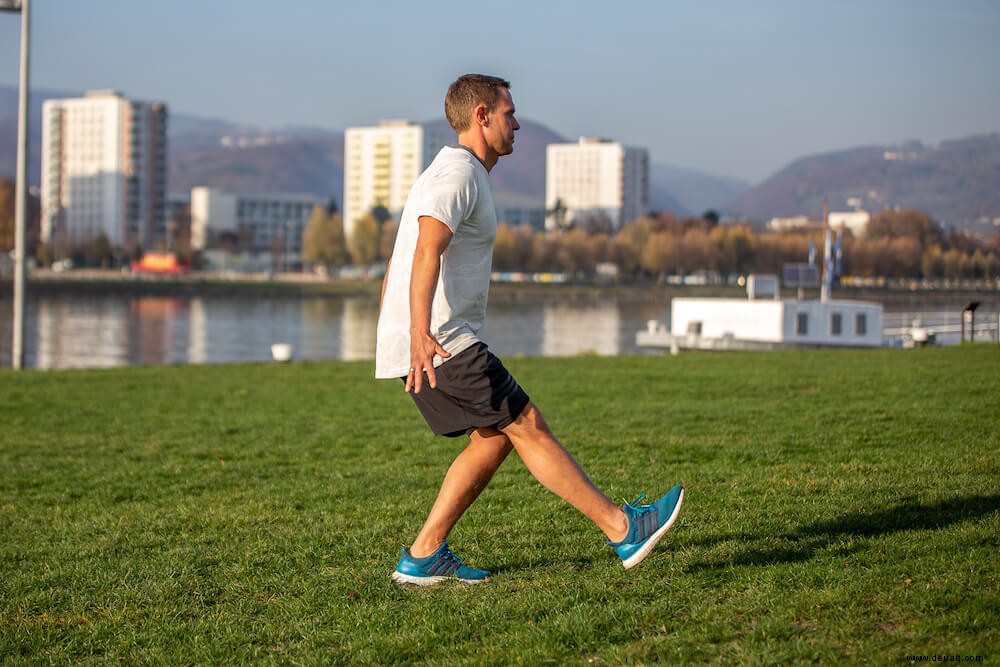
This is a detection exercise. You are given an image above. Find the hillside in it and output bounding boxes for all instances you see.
[169,132,345,200]
[651,163,747,217]
[16,86,1000,230]
[727,135,1000,226]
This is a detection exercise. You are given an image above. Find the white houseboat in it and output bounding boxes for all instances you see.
[637,274,884,352]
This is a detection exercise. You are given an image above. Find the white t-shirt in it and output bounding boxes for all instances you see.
[374,145,497,379]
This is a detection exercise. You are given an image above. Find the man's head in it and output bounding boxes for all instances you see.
[445,74,511,133]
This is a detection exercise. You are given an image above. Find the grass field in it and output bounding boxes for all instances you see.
[1,345,997,665]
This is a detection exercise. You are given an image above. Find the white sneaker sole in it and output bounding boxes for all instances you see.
[621,487,685,570]
[390,571,490,586]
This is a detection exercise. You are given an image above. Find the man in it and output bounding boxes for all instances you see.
[375,74,683,585]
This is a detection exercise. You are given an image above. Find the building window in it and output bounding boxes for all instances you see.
[796,312,809,336]
[856,313,867,336]
[831,312,843,336]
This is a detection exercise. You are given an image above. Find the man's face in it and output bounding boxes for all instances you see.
[485,87,520,157]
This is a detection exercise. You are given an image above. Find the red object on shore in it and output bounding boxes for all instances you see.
[130,252,189,274]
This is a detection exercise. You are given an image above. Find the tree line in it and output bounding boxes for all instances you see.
[301,205,1000,282]
[2,177,997,282]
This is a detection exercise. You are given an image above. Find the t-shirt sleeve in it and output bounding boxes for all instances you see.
[416,163,479,234]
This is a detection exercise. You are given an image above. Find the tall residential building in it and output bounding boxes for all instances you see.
[545,137,649,232]
[343,120,451,240]
[41,90,167,250]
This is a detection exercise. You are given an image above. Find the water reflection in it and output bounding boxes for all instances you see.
[2,291,989,370]
[35,296,131,369]
[0,292,660,370]
[543,302,620,356]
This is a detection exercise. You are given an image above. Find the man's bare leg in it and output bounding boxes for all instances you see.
[409,427,513,558]
[501,402,629,542]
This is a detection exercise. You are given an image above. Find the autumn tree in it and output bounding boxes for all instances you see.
[84,232,114,268]
[613,217,658,276]
[921,244,945,278]
[349,212,380,266]
[555,228,603,274]
[527,232,558,272]
[640,231,677,279]
[866,209,942,249]
[512,225,537,269]
[608,233,641,276]
[493,223,520,271]
[713,224,757,275]
[886,236,923,277]
[302,205,349,270]
[676,227,711,274]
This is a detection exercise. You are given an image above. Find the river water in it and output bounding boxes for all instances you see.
[0,290,994,370]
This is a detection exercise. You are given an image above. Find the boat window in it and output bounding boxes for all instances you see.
[856,313,867,336]
[831,312,843,336]
[796,312,808,335]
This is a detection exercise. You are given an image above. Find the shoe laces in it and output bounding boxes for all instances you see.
[622,493,658,542]
[424,543,465,576]
[439,546,463,565]
[624,493,650,513]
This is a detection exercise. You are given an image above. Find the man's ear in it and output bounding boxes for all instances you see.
[475,103,489,126]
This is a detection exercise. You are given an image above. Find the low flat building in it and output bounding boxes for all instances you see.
[828,210,871,237]
[190,187,324,266]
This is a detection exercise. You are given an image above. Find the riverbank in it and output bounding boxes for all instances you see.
[3,268,996,306]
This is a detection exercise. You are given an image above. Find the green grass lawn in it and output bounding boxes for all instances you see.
[1,345,997,665]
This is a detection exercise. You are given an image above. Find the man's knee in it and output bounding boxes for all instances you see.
[501,402,552,438]
[471,427,513,454]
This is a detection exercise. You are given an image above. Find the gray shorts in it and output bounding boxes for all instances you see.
[407,342,531,437]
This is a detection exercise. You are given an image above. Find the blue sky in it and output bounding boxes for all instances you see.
[2,0,997,183]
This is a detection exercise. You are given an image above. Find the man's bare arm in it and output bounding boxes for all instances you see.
[407,215,453,394]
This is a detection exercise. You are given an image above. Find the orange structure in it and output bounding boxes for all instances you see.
[130,252,189,274]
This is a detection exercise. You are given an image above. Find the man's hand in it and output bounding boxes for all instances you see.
[406,330,450,394]
[407,215,454,394]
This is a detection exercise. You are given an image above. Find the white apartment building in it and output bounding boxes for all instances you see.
[41,90,167,249]
[545,137,649,232]
[343,120,452,240]
[190,187,324,264]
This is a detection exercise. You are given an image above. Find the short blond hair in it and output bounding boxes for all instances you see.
[444,74,511,133]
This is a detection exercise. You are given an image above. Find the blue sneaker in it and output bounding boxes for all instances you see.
[390,541,491,586]
[608,485,684,569]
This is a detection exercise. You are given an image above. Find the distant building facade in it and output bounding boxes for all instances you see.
[828,210,871,237]
[545,137,649,232]
[768,211,870,237]
[343,120,452,240]
[767,216,821,232]
[41,90,167,249]
[494,193,547,231]
[190,187,323,266]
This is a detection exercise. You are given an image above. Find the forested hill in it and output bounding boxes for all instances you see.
[728,135,1000,227]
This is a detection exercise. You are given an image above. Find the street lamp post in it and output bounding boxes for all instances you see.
[2,0,29,370]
